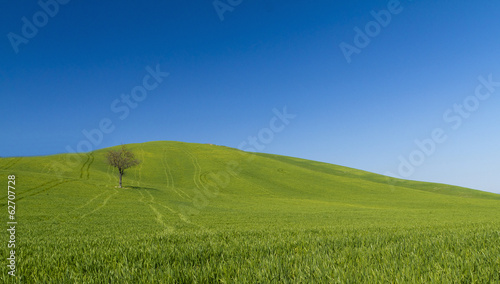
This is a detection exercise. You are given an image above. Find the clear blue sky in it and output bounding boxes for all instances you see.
[2,0,500,193]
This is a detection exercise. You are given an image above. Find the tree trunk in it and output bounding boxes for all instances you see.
[119,173,123,188]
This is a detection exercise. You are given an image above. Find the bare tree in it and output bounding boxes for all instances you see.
[106,145,140,188]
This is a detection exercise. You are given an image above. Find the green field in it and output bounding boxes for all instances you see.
[1,141,500,282]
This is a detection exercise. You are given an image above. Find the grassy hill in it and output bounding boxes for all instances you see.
[1,141,500,282]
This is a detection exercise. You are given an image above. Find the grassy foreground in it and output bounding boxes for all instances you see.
[1,141,499,282]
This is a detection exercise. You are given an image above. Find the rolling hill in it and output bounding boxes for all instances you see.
[1,141,499,282]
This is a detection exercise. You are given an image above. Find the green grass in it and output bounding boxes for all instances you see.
[1,141,500,282]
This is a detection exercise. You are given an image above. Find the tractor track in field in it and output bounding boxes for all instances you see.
[76,189,112,210]
[1,179,61,201]
[145,188,155,203]
[162,149,173,189]
[152,200,204,229]
[151,199,176,214]
[1,157,22,170]
[146,202,173,232]
[22,180,75,199]
[184,150,210,196]
[79,153,94,179]
[135,187,174,231]
[86,153,94,179]
[136,187,202,230]
[80,188,118,219]
[162,148,189,199]
[41,163,52,174]
[79,154,90,178]
[49,188,114,222]
[1,179,76,206]
[137,188,145,203]
[22,179,60,193]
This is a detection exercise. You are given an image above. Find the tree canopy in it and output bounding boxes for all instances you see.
[106,145,140,188]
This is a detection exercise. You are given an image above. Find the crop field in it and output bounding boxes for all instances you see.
[1,141,500,282]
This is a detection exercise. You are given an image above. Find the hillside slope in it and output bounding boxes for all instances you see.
[1,141,499,232]
[2,141,500,282]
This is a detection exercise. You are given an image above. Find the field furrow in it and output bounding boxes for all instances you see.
[162,148,189,199]
[85,153,94,179]
[184,150,208,195]
[1,179,74,206]
[1,157,22,170]
[79,189,118,219]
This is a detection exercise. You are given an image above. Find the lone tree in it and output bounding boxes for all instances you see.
[106,145,140,188]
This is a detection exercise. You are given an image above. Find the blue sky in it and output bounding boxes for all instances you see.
[1,0,500,193]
